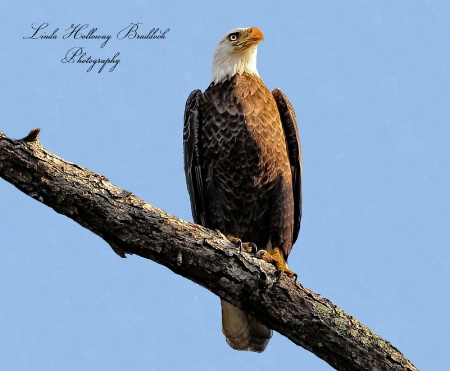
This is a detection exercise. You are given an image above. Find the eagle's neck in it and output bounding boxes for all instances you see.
[211,46,259,85]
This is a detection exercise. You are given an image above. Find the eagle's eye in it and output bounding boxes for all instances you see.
[228,33,238,41]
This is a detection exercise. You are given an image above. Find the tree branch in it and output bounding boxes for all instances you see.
[0,129,417,371]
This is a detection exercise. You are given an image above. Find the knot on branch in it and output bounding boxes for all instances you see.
[21,128,41,142]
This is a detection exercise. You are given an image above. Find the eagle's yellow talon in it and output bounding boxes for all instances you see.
[257,247,297,279]
[226,235,257,254]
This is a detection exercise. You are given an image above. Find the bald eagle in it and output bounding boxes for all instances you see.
[183,27,302,352]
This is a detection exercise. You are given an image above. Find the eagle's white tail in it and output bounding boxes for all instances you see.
[221,299,272,352]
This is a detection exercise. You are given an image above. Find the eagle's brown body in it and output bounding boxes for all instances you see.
[201,73,295,255]
[183,27,301,352]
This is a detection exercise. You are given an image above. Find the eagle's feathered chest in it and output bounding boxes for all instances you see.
[183,72,300,252]
[200,74,289,190]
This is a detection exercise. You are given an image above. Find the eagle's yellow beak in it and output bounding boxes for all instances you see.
[247,27,264,42]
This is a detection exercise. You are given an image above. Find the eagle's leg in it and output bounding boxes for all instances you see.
[256,247,297,279]
[226,235,257,254]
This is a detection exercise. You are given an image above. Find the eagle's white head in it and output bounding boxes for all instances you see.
[211,27,264,84]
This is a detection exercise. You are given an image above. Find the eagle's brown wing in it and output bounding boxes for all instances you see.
[272,88,302,246]
[183,89,207,227]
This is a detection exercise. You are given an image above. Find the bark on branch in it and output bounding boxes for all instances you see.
[0,129,417,371]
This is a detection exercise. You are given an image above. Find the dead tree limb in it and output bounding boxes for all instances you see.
[0,129,417,371]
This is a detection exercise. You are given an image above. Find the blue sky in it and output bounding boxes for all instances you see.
[1,1,449,370]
